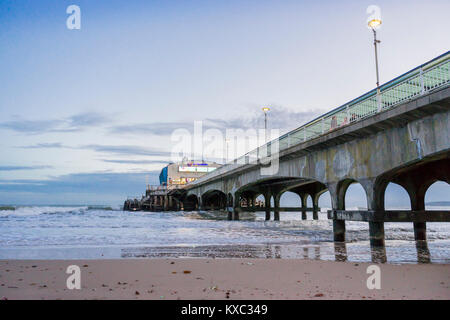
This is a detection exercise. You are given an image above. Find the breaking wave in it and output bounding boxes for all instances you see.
[0,205,120,217]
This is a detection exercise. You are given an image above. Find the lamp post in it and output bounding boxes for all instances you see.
[368,18,382,88]
[262,107,270,143]
[368,17,382,110]
[225,138,230,164]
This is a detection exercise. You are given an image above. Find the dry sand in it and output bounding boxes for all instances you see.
[0,259,449,300]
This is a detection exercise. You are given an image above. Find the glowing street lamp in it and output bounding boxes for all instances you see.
[262,107,270,143]
[368,17,382,89]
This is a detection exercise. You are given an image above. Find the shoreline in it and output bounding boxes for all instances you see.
[1,239,449,264]
[1,258,449,300]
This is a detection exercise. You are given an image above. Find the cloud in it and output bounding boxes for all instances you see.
[0,112,110,135]
[16,142,171,158]
[100,159,170,165]
[109,122,191,136]
[0,165,53,171]
[81,144,172,157]
[18,142,65,149]
[0,119,62,134]
[68,112,110,128]
[107,106,323,136]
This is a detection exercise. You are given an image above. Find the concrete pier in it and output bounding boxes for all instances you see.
[125,53,450,262]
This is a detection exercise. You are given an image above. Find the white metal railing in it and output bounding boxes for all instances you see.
[146,184,184,192]
[190,51,450,186]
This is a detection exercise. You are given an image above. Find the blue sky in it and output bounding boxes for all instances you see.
[0,0,449,205]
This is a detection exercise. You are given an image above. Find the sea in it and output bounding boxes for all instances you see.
[0,205,449,264]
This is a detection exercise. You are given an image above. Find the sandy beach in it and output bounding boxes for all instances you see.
[0,259,448,300]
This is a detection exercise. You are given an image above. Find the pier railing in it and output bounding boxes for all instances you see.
[146,184,184,192]
[190,51,450,186]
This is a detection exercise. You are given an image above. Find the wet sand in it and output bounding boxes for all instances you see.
[0,259,449,300]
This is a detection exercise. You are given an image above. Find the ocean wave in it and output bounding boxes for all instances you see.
[0,206,89,217]
[0,206,15,211]
[87,205,120,211]
[0,205,125,217]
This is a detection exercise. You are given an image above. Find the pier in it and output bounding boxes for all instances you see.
[125,52,450,261]
[123,185,183,212]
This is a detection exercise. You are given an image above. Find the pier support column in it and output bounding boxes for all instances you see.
[232,208,240,220]
[414,222,427,241]
[368,222,385,247]
[312,194,319,220]
[363,179,387,263]
[411,191,427,241]
[363,179,386,248]
[169,196,173,210]
[329,184,345,242]
[198,197,203,211]
[264,192,271,221]
[300,193,308,220]
[226,193,233,220]
[274,194,280,221]
[163,195,169,211]
[232,193,241,221]
[333,219,346,242]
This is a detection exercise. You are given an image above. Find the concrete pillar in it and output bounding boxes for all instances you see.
[362,179,386,248]
[198,197,203,211]
[300,193,308,220]
[312,194,319,220]
[329,184,345,241]
[411,191,426,241]
[368,221,385,247]
[264,192,271,221]
[333,220,346,242]
[415,240,431,263]
[362,179,387,263]
[414,222,426,241]
[163,195,169,211]
[232,193,240,221]
[274,194,280,221]
[232,208,240,220]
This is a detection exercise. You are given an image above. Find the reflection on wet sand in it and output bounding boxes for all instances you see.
[416,240,431,263]
[334,242,347,262]
[122,244,290,259]
[121,243,326,261]
[121,239,435,264]
[370,245,387,264]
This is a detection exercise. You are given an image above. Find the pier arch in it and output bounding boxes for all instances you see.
[317,190,331,211]
[279,191,301,207]
[384,183,411,210]
[201,190,227,211]
[425,181,450,210]
[183,194,199,211]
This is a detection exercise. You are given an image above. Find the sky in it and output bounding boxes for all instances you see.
[0,0,449,205]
